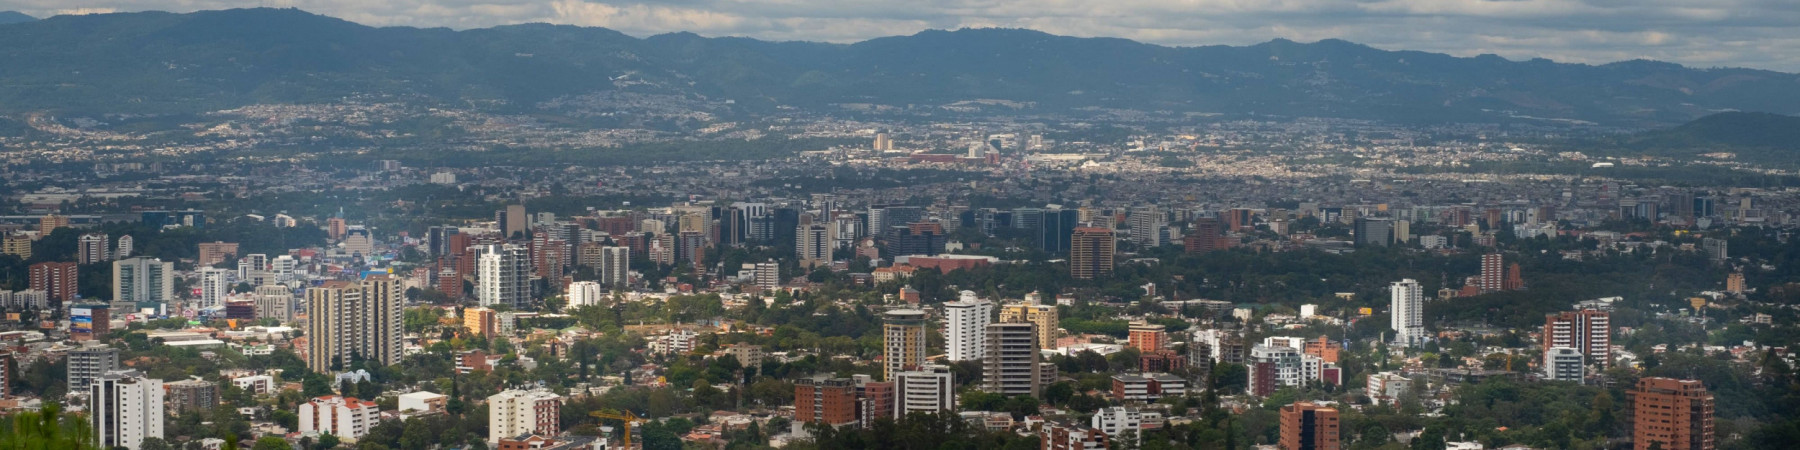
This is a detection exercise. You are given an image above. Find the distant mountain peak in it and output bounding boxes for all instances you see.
[0,11,35,24]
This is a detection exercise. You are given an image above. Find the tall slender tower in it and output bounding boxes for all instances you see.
[476,244,530,308]
[943,295,992,362]
[1070,227,1115,279]
[982,322,1041,396]
[91,370,164,450]
[1390,279,1424,347]
[883,309,928,381]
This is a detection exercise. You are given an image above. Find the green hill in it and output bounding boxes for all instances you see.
[1,8,1798,126]
[1624,112,1800,163]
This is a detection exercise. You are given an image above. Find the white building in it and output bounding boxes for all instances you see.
[1366,371,1411,406]
[90,370,164,450]
[254,285,293,323]
[69,345,121,392]
[943,293,992,361]
[477,244,531,308]
[488,389,563,444]
[1090,407,1142,445]
[1391,279,1425,347]
[198,267,232,309]
[113,257,174,305]
[299,395,380,441]
[232,375,276,395]
[894,365,956,417]
[270,255,298,282]
[797,223,833,268]
[1544,347,1585,382]
[753,261,780,291]
[1249,345,1302,396]
[398,391,448,419]
[566,281,606,309]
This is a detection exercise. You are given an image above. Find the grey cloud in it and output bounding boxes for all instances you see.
[1,0,1796,71]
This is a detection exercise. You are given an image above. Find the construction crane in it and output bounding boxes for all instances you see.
[590,410,647,449]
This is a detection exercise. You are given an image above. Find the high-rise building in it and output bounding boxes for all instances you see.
[39,214,69,235]
[795,377,859,427]
[196,241,240,267]
[197,267,232,309]
[500,204,528,239]
[29,261,78,303]
[1128,320,1168,352]
[1544,309,1611,369]
[1250,345,1302,397]
[2,233,31,259]
[305,277,404,373]
[1183,218,1226,254]
[464,307,498,337]
[1279,402,1341,450]
[1480,253,1504,293]
[894,365,954,417]
[300,395,381,441]
[113,257,174,305]
[90,370,164,450]
[943,295,993,362]
[166,379,219,414]
[1391,279,1425,347]
[271,255,298,282]
[254,285,293,322]
[883,309,928,381]
[1128,206,1165,248]
[754,261,780,291]
[237,253,268,280]
[69,345,121,391]
[1544,347,1585,382]
[78,233,110,264]
[1225,208,1255,232]
[1353,218,1392,247]
[600,246,630,287]
[487,388,562,444]
[1630,378,1715,450]
[72,303,110,341]
[798,222,833,268]
[982,322,1041,397]
[1725,272,1746,294]
[566,281,605,309]
[1070,227,1115,280]
[999,302,1058,351]
[476,244,531,308]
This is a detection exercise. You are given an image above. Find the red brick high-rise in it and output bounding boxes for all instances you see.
[1504,263,1525,291]
[1280,402,1341,450]
[1480,253,1504,293]
[1069,227,1115,280]
[1184,218,1225,254]
[795,377,858,427]
[29,262,78,303]
[1630,377,1714,450]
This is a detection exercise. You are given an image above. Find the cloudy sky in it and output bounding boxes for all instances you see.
[7,0,1800,72]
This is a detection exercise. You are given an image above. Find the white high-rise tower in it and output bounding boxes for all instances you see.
[1391,279,1425,347]
[943,291,993,361]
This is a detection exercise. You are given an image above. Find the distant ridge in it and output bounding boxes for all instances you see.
[1623,112,1800,163]
[0,8,1797,126]
[0,11,33,24]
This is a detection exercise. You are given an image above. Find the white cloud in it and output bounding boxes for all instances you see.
[1,0,1796,71]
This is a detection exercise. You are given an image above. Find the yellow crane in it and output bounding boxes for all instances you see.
[590,410,647,449]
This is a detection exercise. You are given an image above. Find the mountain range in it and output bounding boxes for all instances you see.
[1,8,1798,126]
